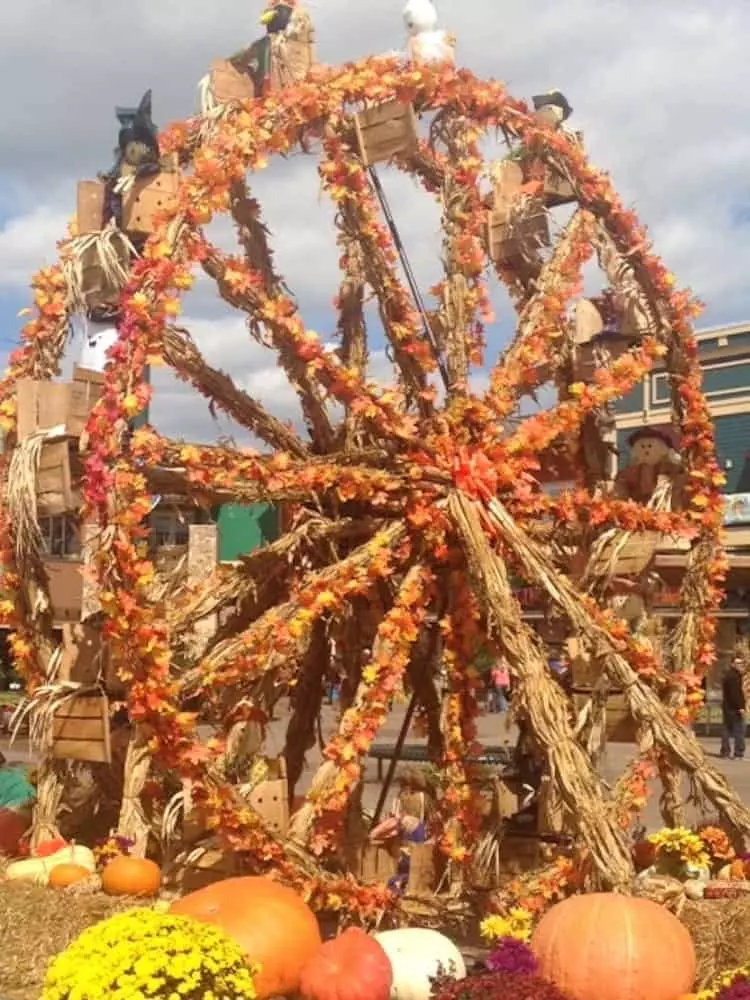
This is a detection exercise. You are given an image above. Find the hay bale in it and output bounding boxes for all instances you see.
[681,897,750,988]
[0,880,152,1000]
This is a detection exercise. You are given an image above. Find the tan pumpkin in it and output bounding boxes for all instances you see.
[101,856,161,897]
[531,893,696,1000]
[48,863,91,889]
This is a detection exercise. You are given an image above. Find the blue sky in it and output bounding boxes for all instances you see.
[1,0,749,442]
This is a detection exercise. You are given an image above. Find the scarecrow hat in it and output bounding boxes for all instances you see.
[532,90,573,120]
[627,426,678,450]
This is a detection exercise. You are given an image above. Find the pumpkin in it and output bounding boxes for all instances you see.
[0,808,26,856]
[170,875,321,999]
[374,928,465,1000]
[531,893,696,1000]
[101,856,161,898]
[5,844,96,884]
[48,863,91,889]
[300,928,392,1000]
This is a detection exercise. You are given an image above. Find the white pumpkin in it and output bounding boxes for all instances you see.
[684,879,705,900]
[374,928,465,1000]
[5,844,96,885]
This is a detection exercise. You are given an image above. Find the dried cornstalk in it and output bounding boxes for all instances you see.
[489,210,594,414]
[116,727,152,857]
[486,496,750,841]
[31,758,66,847]
[290,564,428,848]
[450,492,633,889]
[200,247,335,453]
[335,237,368,451]
[283,620,329,794]
[163,325,308,458]
[180,522,407,698]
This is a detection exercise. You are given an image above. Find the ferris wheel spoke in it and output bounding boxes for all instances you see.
[162,325,309,458]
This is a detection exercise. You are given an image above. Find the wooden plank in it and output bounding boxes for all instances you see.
[76,180,105,235]
[488,211,549,264]
[43,559,83,624]
[51,694,111,764]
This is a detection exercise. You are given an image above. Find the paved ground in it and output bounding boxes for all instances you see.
[2,701,747,831]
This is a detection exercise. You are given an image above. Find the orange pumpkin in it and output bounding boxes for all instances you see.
[48,863,91,889]
[531,893,696,1000]
[101,856,161,898]
[170,875,321,999]
[300,928,392,1000]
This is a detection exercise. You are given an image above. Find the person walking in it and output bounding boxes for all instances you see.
[489,660,510,714]
[721,656,746,760]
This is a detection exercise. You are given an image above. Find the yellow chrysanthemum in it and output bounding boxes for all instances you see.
[41,908,259,1000]
[647,826,710,869]
[480,906,533,942]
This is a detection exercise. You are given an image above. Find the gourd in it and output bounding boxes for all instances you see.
[300,927,392,1000]
[531,893,696,1000]
[374,928,465,1000]
[170,875,322,999]
[48,863,92,889]
[101,856,162,897]
[5,844,96,884]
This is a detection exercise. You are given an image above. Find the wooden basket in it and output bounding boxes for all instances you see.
[357,842,399,883]
[405,841,436,895]
[353,101,418,167]
[51,692,111,764]
[209,59,255,103]
[543,168,576,207]
[76,180,106,235]
[488,209,549,265]
[121,172,180,237]
[79,243,129,319]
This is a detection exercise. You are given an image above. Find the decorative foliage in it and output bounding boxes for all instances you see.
[480,908,534,942]
[430,970,571,1000]
[41,909,259,1000]
[485,938,539,975]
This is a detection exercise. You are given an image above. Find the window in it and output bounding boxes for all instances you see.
[39,515,81,558]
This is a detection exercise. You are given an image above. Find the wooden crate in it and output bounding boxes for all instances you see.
[573,689,637,742]
[76,180,106,235]
[210,58,255,103]
[488,209,549,264]
[17,369,104,441]
[121,172,180,237]
[51,693,111,764]
[37,442,77,516]
[353,101,418,167]
[588,531,661,578]
[247,757,290,834]
[43,558,84,624]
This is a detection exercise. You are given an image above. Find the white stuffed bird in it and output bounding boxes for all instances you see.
[403,0,455,66]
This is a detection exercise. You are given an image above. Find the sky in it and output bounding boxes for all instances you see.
[1,0,749,444]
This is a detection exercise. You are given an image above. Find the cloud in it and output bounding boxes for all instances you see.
[1,0,749,426]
